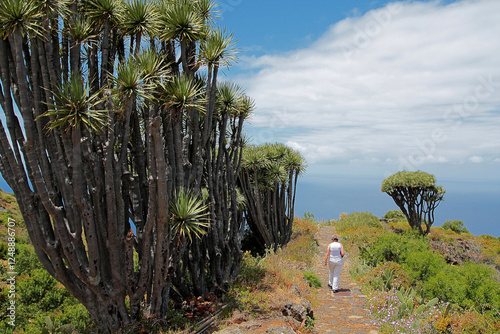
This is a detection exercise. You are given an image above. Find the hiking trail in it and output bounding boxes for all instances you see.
[311,225,379,334]
[212,225,380,333]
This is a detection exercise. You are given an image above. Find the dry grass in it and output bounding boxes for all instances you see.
[223,218,321,318]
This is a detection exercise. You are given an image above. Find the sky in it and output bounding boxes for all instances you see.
[218,0,500,236]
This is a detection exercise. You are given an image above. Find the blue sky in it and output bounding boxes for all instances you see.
[219,0,500,235]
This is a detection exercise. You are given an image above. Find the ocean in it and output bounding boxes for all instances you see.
[294,176,500,237]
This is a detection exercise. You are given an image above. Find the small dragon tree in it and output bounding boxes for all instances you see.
[381,171,445,235]
[238,143,306,251]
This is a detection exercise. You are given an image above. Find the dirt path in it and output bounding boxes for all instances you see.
[212,225,380,334]
[311,226,379,334]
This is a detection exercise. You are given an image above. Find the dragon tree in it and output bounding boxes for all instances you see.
[381,171,445,235]
[0,0,251,331]
[239,144,306,251]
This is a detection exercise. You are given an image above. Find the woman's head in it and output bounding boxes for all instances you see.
[332,235,339,242]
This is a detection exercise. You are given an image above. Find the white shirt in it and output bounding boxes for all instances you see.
[328,242,343,262]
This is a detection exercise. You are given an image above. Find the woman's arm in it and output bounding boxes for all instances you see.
[324,246,330,266]
[340,244,345,258]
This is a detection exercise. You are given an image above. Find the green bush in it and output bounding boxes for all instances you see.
[403,248,446,283]
[423,262,500,313]
[22,304,93,334]
[442,220,470,234]
[14,244,44,276]
[54,300,93,331]
[358,231,451,288]
[1,268,91,333]
[359,232,428,266]
[237,251,266,286]
[17,269,69,312]
[335,212,382,233]
[303,270,321,288]
[0,236,31,261]
[384,210,406,220]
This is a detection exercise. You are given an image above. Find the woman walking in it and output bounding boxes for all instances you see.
[324,235,345,293]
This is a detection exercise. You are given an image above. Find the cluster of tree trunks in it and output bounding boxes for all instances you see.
[239,144,306,251]
[0,0,255,331]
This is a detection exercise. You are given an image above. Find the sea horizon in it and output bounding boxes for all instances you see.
[295,175,500,238]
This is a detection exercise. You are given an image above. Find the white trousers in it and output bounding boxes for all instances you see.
[328,260,343,290]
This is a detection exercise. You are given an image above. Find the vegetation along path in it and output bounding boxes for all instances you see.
[312,226,379,334]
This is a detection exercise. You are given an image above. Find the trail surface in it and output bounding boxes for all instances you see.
[311,226,379,333]
[212,225,380,333]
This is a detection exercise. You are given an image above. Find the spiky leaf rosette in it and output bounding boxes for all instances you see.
[169,188,210,242]
[43,74,107,132]
[0,0,44,38]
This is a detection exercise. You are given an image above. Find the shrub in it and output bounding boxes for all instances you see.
[403,248,446,283]
[303,271,321,288]
[428,226,465,241]
[360,261,411,292]
[348,256,372,282]
[341,226,384,257]
[301,212,315,222]
[237,251,266,287]
[14,244,44,276]
[285,218,319,267]
[477,235,500,269]
[2,268,90,333]
[442,220,470,234]
[479,234,500,254]
[359,232,428,267]
[17,269,70,312]
[335,212,382,233]
[450,309,500,333]
[51,302,93,333]
[0,190,24,227]
[384,210,405,220]
[291,218,319,243]
[228,286,269,312]
[388,220,411,234]
[23,304,94,334]
[423,263,500,313]
[359,231,449,287]
[342,226,383,245]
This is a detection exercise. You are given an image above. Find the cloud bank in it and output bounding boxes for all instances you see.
[238,0,500,173]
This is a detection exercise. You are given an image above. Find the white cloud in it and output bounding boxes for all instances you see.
[469,156,484,163]
[238,0,500,172]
